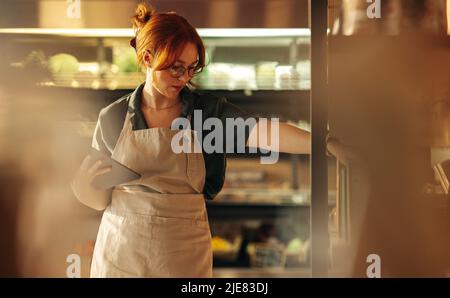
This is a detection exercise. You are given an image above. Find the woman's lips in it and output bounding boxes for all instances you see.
[171,86,182,92]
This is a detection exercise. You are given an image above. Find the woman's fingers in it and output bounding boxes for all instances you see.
[87,159,104,175]
[79,154,94,171]
[81,154,103,171]
[93,166,112,177]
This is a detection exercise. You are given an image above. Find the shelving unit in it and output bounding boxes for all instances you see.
[0,27,322,274]
[0,28,311,91]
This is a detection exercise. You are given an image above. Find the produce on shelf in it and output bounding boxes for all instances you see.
[48,53,79,74]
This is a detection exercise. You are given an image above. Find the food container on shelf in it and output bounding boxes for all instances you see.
[211,235,242,262]
[247,240,287,268]
[256,61,278,89]
[275,65,300,90]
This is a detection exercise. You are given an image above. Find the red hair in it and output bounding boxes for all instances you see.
[131,2,206,86]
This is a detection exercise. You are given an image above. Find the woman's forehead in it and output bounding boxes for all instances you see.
[177,43,198,65]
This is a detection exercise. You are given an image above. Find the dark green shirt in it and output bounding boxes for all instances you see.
[92,83,257,200]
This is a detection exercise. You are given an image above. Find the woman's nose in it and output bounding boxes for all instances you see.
[178,72,190,84]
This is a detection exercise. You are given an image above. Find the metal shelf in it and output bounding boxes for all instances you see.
[212,267,311,278]
[0,28,311,39]
[209,189,336,206]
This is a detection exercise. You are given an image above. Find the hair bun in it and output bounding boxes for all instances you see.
[130,37,137,50]
[132,2,155,31]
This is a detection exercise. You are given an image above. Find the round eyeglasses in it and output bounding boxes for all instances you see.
[168,65,200,78]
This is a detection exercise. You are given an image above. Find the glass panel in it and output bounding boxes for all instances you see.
[0,0,317,278]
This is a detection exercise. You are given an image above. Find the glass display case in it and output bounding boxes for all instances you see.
[0,28,337,276]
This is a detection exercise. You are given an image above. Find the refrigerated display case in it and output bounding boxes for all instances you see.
[0,28,337,276]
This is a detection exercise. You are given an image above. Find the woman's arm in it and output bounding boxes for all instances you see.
[71,115,114,211]
[71,182,112,211]
[246,120,311,154]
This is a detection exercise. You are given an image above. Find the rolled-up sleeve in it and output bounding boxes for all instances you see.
[91,118,109,154]
[89,95,129,158]
[90,108,117,157]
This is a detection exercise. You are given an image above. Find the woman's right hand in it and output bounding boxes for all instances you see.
[71,154,113,211]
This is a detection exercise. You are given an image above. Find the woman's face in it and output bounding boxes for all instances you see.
[147,42,199,99]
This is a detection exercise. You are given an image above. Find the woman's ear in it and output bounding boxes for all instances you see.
[143,50,153,68]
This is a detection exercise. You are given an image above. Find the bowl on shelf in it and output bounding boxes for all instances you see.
[285,238,310,267]
[211,235,242,262]
[247,240,287,268]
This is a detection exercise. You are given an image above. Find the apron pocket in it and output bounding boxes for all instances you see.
[145,215,212,255]
[96,211,151,276]
[186,152,205,193]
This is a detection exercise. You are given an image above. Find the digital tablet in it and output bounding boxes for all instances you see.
[89,148,142,190]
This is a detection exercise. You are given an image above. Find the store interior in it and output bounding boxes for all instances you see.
[0,0,449,277]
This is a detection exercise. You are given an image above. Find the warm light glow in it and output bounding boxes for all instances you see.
[197,28,310,37]
[447,0,450,35]
[0,28,134,37]
[0,28,311,38]
[78,63,99,74]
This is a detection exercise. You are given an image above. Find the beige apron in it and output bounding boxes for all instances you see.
[90,111,212,277]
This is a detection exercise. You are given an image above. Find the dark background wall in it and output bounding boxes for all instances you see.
[0,0,309,29]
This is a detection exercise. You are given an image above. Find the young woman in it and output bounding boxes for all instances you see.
[71,2,310,277]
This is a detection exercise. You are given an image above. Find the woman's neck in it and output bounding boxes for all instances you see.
[141,83,180,109]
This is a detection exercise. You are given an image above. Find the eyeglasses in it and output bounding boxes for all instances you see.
[168,65,200,79]
[143,50,201,78]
